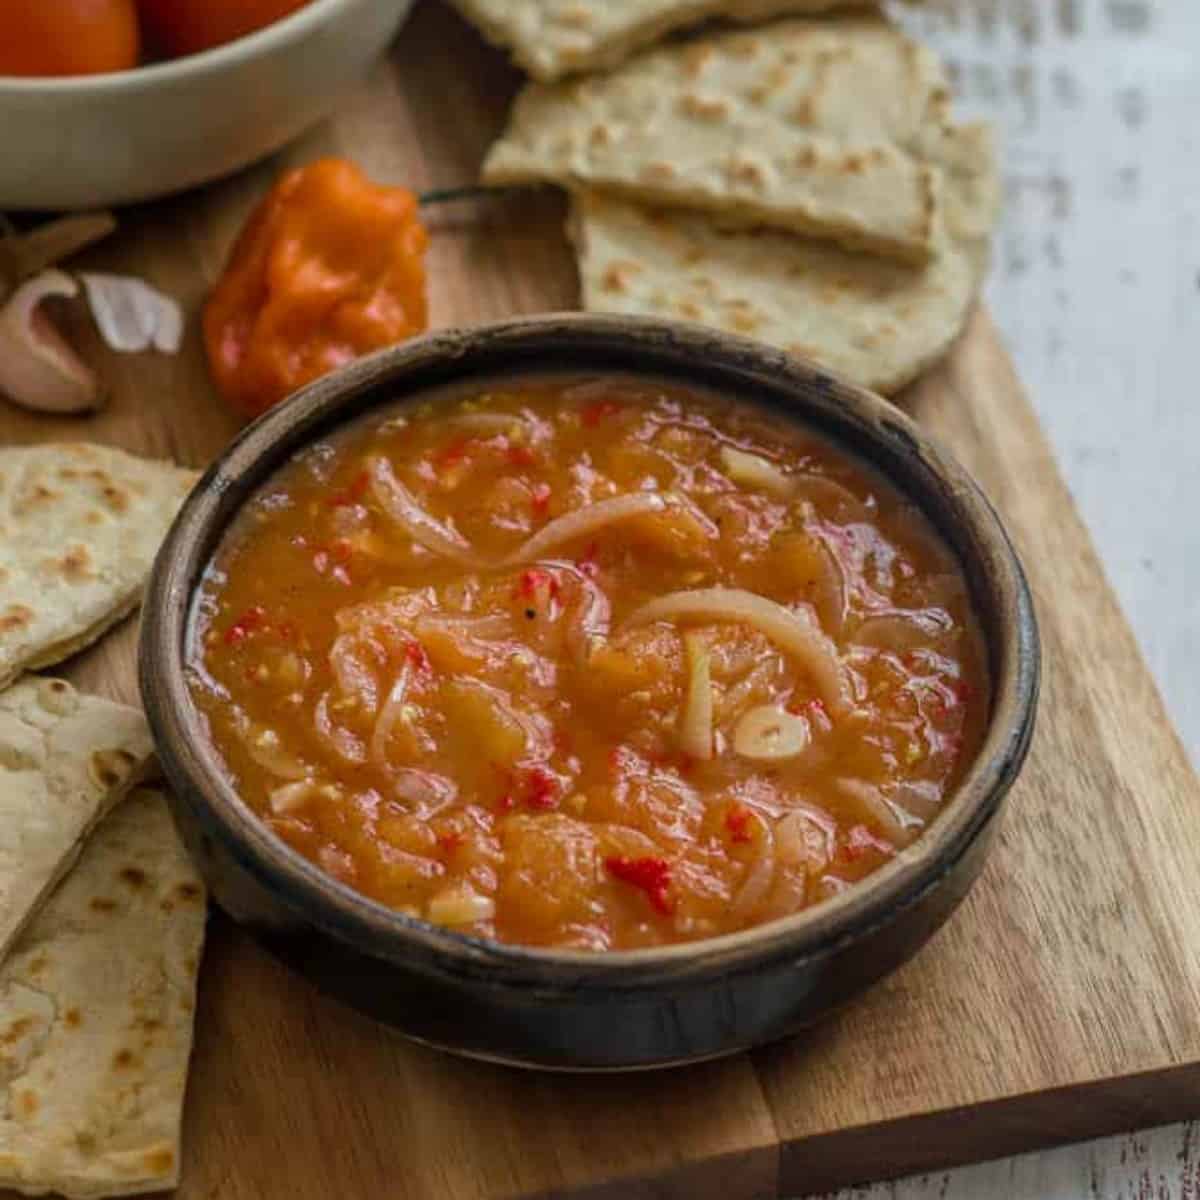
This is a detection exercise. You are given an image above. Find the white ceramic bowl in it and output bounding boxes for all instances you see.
[0,0,414,211]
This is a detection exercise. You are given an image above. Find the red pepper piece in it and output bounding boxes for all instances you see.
[581,399,620,427]
[517,567,560,601]
[404,639,432,674]
[524,766,560,811]
[224,605,267,645]
[507,445,538,467]
[725,804,754,844]
[604,855,674,916]
[434,436,472,470]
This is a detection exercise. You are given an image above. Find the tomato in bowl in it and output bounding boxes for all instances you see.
[0,0,414,209]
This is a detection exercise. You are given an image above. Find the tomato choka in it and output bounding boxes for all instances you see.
[190,378,989,951]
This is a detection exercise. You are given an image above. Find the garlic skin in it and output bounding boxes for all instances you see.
[0,270,101,414]
[79,272,183,355]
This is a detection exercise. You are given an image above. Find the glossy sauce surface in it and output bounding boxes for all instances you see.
[190,377,989,950]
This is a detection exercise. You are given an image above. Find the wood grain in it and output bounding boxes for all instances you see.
[2,3,1199,1197]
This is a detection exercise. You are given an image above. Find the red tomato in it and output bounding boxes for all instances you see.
[137,0,312,59]
[0,0,140,76]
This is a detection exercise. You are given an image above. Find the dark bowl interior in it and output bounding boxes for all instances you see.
[140,314,1039,1069]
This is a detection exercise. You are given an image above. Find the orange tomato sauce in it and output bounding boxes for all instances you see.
[190,377,990,951]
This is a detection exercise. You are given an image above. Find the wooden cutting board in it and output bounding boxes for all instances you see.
[4,3,1200,1197]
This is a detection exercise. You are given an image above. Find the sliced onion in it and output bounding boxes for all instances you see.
[679,633,714,760]
[836,778,923,846]
[539,560,612,665]
[729,813,777,920]
[329,633,379,713]
[853,610,953,652]
[624,588,851,715]
[390,768,457,815]
[717,660,781,724]
[244,727,308,780]
[427,884,495,926]
[447,411,526,437]
[792,474,871,522]
[414,613,513,640]
[314,691,367,765]
[505,492,667,564]
[269,779,337,814]
[0,270,100,413]
[889,780,943,823]
[370,666,412,766]
[80,272,183,354]
[775,807,837,870]
[368,456,482,565]
[733,705,811,761]
[720,446,793,498]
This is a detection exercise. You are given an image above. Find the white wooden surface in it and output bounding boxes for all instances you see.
[818,1,1200,1196]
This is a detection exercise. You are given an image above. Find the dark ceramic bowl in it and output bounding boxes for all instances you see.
[140,315,1039,1071]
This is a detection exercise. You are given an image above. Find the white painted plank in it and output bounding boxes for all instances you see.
[812,1,1200,1195]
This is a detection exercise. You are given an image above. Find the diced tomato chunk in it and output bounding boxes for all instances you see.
[508,445,538,467]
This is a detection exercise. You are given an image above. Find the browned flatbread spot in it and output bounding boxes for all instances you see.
[0,605,33,635]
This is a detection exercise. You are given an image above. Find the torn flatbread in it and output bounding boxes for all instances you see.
[0,677,153,963]
[0,443,196,691]
[571,120,996,395]
[0,786,206,1199]
[485,16,971,263]
[450,0,891,82]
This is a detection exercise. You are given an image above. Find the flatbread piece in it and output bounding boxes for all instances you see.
[0,443,196,691]
[570,121,997,395]
[485,17,963,263]
[450,0,888,82]
[0,786,206,1198]
[0,677,154,965]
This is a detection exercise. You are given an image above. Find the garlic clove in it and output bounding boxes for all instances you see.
[0,270,101,414]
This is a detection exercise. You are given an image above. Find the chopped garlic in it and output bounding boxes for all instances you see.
[427,886,495,926]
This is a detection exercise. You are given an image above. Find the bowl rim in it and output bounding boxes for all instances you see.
[0,0,371,93]
[140,313,1040,989]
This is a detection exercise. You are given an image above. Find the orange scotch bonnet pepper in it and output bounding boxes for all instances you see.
[203,158,429,418]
